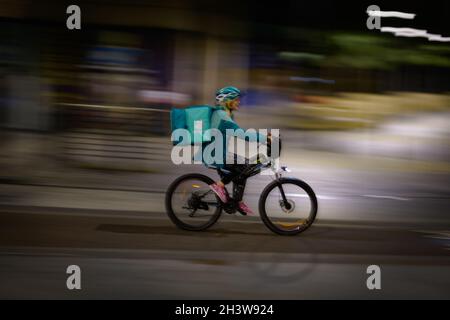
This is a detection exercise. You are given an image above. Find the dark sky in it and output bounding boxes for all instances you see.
[241,0,449,35]
[20,0,450,35]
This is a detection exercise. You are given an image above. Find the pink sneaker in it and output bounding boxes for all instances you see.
[209,183,228,203]
[237,201,255,216]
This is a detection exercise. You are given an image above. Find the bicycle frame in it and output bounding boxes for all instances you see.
[220,154,292,214]
[188,137,289,214]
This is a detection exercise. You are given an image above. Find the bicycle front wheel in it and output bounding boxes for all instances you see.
[165,174,222,231]
[259,178,318,236]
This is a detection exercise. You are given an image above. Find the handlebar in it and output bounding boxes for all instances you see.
[247,134,282,166]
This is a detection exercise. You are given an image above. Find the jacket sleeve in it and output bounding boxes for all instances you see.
[215,111,267,143]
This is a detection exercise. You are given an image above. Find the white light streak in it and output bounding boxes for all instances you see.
[367,10,416,19]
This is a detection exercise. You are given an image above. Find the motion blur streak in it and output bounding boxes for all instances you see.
[0,0,449,299]
[367,10,416,19]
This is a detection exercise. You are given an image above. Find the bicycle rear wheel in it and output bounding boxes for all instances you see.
[165,173,222,231]
[259,178,317,235]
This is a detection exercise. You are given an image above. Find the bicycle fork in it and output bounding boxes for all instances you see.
[275,178,292,211]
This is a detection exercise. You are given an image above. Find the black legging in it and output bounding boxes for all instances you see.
[217,164,248,185]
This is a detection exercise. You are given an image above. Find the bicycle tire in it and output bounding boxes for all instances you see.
[165,173,222,231]
[259,178,318,236]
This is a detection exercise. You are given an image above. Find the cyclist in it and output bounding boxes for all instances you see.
[206,86,269,216]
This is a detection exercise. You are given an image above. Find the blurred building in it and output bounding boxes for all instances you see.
[0,0,449,173]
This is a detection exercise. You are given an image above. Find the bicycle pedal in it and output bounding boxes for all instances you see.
[223,206,237,214]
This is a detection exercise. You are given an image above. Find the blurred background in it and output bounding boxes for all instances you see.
[0,0,449,299]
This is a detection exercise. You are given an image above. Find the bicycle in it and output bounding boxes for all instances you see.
[165,138,318,235]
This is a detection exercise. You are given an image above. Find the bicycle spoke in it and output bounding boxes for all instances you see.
[261,179,317,235]
[167,175,222,230]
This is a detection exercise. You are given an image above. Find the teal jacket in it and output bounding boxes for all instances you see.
[200,108,267,168]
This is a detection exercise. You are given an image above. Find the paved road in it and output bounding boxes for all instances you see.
[1,205,449,299]
[1,128,449,299]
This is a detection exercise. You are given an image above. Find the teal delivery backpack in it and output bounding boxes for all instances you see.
[170,105,221,146]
